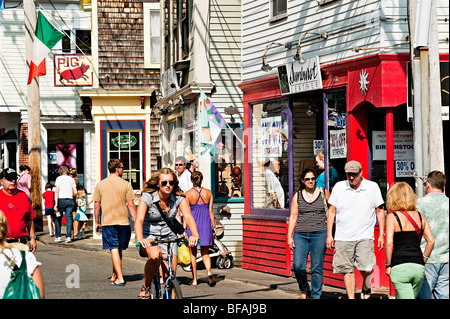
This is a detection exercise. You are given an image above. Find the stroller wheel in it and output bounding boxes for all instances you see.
[216,255,225,269]
[224,257,233,269]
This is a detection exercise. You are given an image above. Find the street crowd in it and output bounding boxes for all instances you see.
[0,155,448,300]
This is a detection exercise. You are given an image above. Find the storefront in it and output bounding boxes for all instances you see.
[239,53,426,291]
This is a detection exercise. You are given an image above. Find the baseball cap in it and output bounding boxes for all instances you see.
[344,160,362,173]
[0,168,19,181]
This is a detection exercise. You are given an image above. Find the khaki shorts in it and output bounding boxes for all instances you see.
[333,239,376,274]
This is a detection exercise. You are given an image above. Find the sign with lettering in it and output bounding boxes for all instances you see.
[54,54,93,87]
[261,116,282,158]
[329,129,347,159]
[372,131,414,161]
[278,56,323,95]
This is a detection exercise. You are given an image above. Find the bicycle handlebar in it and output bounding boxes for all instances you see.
[136,237,200,247]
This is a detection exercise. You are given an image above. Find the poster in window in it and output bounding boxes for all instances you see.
[261,116,282,158]
[56,144,77,168]
[329,129,347,159]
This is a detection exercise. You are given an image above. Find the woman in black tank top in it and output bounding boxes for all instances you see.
[385,182,435,299]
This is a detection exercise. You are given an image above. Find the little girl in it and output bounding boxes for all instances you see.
[74,188,92,239]
[42,183,55,236]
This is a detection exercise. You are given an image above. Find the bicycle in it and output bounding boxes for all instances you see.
[136,236,188,299]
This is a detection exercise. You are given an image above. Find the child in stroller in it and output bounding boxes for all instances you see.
[181,219,233,271]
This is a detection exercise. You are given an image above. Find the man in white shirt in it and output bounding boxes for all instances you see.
[175,156,193,193]
[326,160,385,299]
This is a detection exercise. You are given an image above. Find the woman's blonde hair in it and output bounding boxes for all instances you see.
[141,168,184,196]
[0,210,12,248]
[386,182,417,212]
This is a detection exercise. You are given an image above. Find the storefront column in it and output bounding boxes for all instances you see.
[386,108,395,187]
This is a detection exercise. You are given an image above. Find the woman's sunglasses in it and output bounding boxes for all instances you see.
[161,180,175,187]
[304,177,316,182]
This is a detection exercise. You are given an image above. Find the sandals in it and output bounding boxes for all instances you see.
[208,275,216,287]
[138,285,150,299]
[361,288,371,299]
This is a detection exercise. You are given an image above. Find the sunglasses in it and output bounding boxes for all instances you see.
[161,180,175,187]
[175,164,184,167]
[304,177,316,182]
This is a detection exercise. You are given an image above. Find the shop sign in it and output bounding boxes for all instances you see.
[395,160,415,177]
[372,131,414,161]
[329,129,346,159]
[261,116,282,158]
[112,135,137,149]
[54,54,93,87]
[313,139,324,155]
[161,67,179,98]
[278,56,322,95]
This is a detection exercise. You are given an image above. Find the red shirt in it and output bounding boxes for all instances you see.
[0,190,35,238]
[42,190,55,209]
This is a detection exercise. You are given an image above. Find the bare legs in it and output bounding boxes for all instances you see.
[343,271,372,299]
[190,246,214,286]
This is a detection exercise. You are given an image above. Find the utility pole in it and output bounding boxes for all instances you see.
[410,0,444,196]
[24,0,43,231]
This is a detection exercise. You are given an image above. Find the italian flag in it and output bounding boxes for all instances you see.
[27,11,64,84]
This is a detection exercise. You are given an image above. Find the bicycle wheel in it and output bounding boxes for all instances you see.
[166,278,183,299]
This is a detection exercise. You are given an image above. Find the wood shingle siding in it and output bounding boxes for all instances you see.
[97,0,159,90]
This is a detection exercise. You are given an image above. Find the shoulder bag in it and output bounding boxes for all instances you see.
[155,201,185,235]
[318,187,329,216]
[2,250,41,299]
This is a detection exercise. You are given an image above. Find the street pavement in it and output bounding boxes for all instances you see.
[35,224,390,300]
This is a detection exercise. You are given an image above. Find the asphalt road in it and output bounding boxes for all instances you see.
[35,244,298,300]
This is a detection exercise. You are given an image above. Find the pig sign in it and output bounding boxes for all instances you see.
[54,54,93,86]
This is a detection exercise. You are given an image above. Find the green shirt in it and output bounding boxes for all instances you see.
[418,192,449,264]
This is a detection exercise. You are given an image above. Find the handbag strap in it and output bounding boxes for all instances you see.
[0,248,18,270]
[397,210,423,239]
[318,187,328,216]
[155,201,171,225]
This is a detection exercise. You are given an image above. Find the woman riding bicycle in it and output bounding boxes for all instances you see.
[135,168,199,299]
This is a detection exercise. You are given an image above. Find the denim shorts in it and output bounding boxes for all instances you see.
[102,225,131,250]
[136,233,178,257]
[333,239,376,273]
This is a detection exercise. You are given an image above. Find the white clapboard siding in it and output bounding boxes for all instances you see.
[241,0,417,83]
[0,5,91,115]
[213,202,244,265]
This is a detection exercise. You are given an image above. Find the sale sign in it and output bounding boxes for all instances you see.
[329,129,347,159]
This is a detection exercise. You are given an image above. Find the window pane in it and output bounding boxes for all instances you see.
[109,132,119,151]
[273,0,287,16]
[130,131,140,151]
[130,151,140,170]
[252,101,289,209]
[214,126,244,199]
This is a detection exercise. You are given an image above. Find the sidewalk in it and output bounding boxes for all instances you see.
[36,225,389,299]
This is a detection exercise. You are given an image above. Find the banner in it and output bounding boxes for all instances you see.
[372,131,414,161]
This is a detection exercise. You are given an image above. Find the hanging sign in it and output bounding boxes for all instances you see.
[261,116,282,158]
[278,56,323,95]
[112,135,137,149]
[54,54,93,86]
[329,129,347,159]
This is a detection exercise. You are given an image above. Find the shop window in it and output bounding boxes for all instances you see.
[252,101,290,209]
[213,124,244,201]
[47,129,84,185]
[108,131,142,190]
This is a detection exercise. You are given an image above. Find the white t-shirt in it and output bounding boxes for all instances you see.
[177,170,193,193]
[328,178,384,241]
[0,248,41,299]
[55,175,76,199]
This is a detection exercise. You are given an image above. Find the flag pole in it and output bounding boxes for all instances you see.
[24,0,43,231]
[224,121,246,150]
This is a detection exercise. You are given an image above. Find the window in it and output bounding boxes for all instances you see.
[108,131,142,189]
[144,2,161,68]
[179,0,190,58]
[252,101,290,209]
[213,125,244,200]
[62,30,91,54]
[271,0,287,19]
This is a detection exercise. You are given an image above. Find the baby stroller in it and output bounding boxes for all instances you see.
[182,219,233,272]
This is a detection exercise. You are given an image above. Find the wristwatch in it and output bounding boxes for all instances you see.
[379,232,386,236]
[385,263,391,268]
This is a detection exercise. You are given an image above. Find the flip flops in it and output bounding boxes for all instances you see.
[208,275,216,287]
[110,281,126,286]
